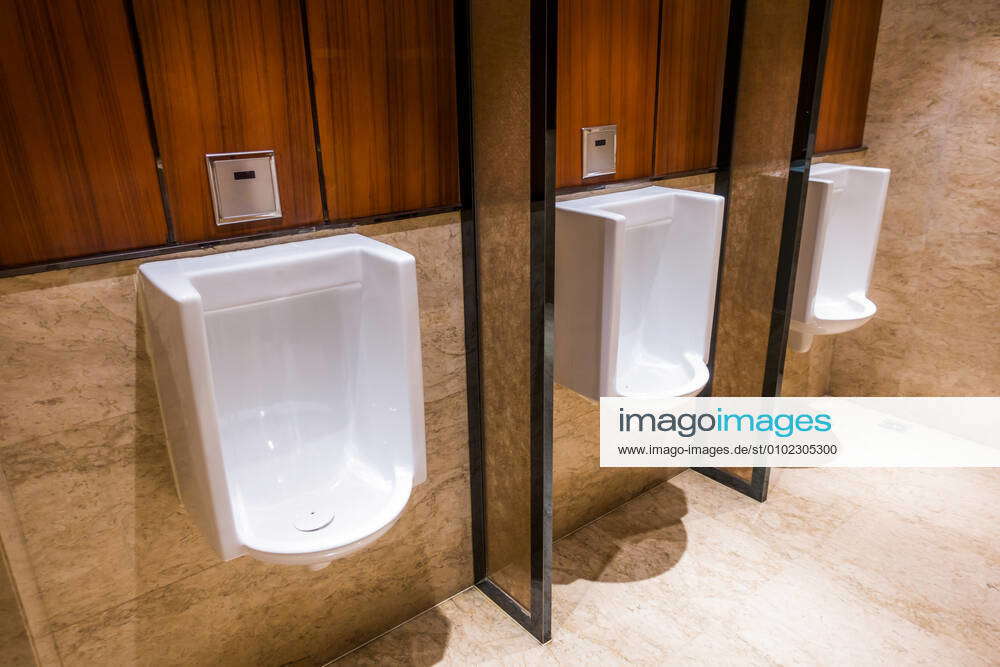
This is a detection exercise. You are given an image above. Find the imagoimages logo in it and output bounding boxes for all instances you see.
[618,407,833,438]
[601,397,1000,468]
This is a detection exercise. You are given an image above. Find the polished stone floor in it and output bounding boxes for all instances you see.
[332,467,1000,665]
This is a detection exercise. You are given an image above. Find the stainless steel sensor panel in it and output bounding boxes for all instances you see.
[205,151,282,225]
[581,125,617,179]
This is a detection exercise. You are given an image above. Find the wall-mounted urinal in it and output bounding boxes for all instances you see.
[138,234,426,570]
[789,164,890,353]
[555,186,724,398]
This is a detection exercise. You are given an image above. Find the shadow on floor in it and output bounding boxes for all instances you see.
[553,480,689,584]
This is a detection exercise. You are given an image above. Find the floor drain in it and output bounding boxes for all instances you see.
[294,510,334,532]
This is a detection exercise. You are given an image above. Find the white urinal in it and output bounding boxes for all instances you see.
[555,186,724,399]
[138,234,426,569]
[789,164,890,353]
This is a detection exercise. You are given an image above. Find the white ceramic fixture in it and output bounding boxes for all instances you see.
[138,234,426,569]
[555,186,724,398]
[789,163,890,353]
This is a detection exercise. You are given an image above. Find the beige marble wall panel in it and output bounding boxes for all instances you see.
[0,215,474,665]
[470,0,534,607]
[711,0,809,397]
[829,0,1000,397]
[781,334,835,397]
[552,385,685,538]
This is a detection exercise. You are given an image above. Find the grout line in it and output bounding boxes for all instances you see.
[321,585,477,665]
[0,206,462,279]
[121,0,177,244]
[649,0,666,174]
[298,0,331,225]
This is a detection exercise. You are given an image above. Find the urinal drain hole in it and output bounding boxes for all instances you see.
[293,510,335,532]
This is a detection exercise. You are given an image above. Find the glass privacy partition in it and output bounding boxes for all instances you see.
[460,0,554,641]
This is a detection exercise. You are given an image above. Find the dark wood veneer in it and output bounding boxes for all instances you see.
[133,0,323,242]
[653,0,730,176]
[306,0,460,219]
[0,0,167,267]
[556,0,661,188]
[815,0,883,153]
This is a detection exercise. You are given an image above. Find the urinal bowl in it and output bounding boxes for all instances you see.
[555,186,724,399]
[139,234,426,568]
[790,164,889,353]
[789,294,878,352]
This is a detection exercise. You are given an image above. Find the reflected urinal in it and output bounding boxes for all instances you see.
[555,186,724,398]
[138,234,426,569]
[789,164,890,353]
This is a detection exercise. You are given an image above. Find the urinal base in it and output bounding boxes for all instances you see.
[242,515,401,568]
[789,330,815,353]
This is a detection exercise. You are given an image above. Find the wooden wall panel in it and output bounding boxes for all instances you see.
[815,0,883,153]
[134,0,323,242]
[556,0,661,188]
[306,0,459,220]
[653,0,730,176]
[0,0,167,267]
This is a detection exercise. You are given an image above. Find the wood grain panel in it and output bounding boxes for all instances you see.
[0,0,167,267]
[653,0,730,176]
[133,0,322,242]
[556,0,660,188]
[815,0,883,153]
[306,0,459,220]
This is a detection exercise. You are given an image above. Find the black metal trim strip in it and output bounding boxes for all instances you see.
[453,0,487,586]
[122,0,176,243]
[751,466,771,502]
[762,0,834,397]
[694,466,752,496]
[0,205,461,278]
[648,0,666,174]
[476,578,533,628]
[298,0,331,225]
[527,0,556,644]
[694,467,770,502]
[700,0,746,398]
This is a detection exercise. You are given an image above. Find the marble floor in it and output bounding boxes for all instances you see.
[331,467,1000,665]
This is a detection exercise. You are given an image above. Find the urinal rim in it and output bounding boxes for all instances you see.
[607,350,710,398]
[242,513,403,566]
[791,300,877,335]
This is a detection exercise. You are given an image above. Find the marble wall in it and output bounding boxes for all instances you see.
[552,173,713,538]
[0,214,473,665]
[826,0,1000,396]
